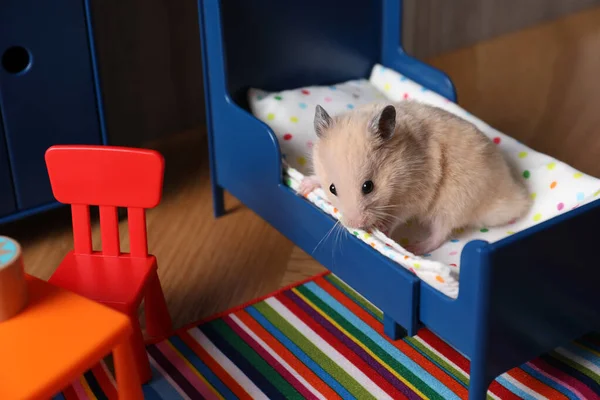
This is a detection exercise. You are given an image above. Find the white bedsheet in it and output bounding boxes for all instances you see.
[248,64,600,298]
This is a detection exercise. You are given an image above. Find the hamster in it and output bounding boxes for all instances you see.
[299,101,532,255]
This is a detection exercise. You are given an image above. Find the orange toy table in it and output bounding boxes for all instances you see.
[0,274,143,399]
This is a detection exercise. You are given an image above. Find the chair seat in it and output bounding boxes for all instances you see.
[49,251,157,313]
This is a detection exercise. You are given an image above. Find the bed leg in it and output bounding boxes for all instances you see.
[212,184,225,217]
[468,357,491,400]
[383,314,406,340]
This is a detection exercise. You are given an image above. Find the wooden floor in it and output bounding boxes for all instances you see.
[4,6,600,332]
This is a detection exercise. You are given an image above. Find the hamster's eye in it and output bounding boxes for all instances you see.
[329,183,337,196]
[362,180,374,194]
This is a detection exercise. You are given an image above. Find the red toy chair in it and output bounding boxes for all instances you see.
[44,145,172,384]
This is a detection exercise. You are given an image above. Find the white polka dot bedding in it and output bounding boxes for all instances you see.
[247,64,600,298]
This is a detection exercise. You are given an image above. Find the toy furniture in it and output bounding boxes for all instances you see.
[0,0,107,224]
[198,1,600,398]
[44,145,172,384]
[0,236,28,321]
[0,273,143,399]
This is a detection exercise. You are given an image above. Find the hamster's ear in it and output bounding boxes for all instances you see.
[369,105,396,140]
[314,105,333,138]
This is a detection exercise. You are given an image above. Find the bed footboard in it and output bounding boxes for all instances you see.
[466,198,600,398]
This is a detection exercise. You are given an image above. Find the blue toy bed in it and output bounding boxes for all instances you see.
[198,1,600,398]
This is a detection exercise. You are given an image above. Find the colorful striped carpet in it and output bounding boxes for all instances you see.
[54,272,600,399]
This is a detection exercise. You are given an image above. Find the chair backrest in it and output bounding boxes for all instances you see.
[211,0,401,107]
[45,145,165,257]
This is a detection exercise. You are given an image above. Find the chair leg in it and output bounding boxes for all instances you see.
[127,312,152,384]
[113,337,144,399]
[144,270,172,339]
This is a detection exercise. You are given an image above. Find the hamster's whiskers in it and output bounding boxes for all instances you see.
[372,204,402,210]
[371,208,401,219]
[332,221,346,257]
[312,220,341,255]
[371,209,403,232]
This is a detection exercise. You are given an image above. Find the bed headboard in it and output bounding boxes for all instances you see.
[219,0,388,106]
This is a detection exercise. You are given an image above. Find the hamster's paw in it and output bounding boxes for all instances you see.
[299,175,321,196]
[405,223,451,255]
[405,242,425,256]
[405,237,444,256]
[377,219,402,237]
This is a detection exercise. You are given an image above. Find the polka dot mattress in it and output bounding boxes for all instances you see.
[247,64,600,298]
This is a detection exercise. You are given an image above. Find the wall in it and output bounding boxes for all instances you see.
[88,0,600,145]
[88,0,205,146]
[403,0,600,59]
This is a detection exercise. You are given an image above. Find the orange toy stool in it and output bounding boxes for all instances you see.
[0,273,143,400]
[44,145,172,384]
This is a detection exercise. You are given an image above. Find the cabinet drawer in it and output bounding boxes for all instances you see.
[0,0,103,210]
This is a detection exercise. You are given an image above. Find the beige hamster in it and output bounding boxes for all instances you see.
[299,101,532,255]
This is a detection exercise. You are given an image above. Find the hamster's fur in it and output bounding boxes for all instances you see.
[299,101,532,255]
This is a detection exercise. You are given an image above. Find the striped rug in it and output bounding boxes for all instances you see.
[55,272,600,399]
